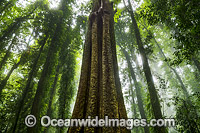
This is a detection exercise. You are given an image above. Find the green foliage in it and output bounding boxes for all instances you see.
[139,0,200,64]
[0,0,80,132]
[114,8,122,22]
[173,93,200,132]
[110,0,121,5]
[0,0,199,132]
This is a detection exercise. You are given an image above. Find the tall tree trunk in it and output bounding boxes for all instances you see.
[68,0,129,132]
[12,36,47,133]
[141,23,190,98]
[58,51,76,133]
[0,8,35,51]
[43,64,59,133]
[0,52,27,95]
[156,39,189,97]
[0,62,20,91]
[125,0,166,132]
[130,48,146,86]
[0,35,16,71]
[28,27,60,133]
[28,0,71,132]
[121,47,149,133]
[128,74,139,133]
[0,21,19,50]
[28,3,69,132]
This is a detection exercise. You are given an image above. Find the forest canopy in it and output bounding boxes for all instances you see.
[0,0,199,132]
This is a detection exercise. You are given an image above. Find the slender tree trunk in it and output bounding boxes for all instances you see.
[0,35,16,71]
[58,50,76,133]
[28,5,67,132]
[128,75,139,133]
[0,54,25,95]
[140,20,192,98]
[121,47,149,133]
[130,48,146,86]
[68,0,129,132]
[125,0,166,132]
[43,65,59,133]
[28,0,72,132]
[12,36,47,133]
[156,40,189,97]
[0,21,20,50]
[58,84,72,133]
[141,23,190,98]
[0,9,35,51]
[28,29,60,133]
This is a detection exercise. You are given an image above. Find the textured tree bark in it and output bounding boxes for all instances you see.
[68,0,129,132]
[126,0,166,132]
